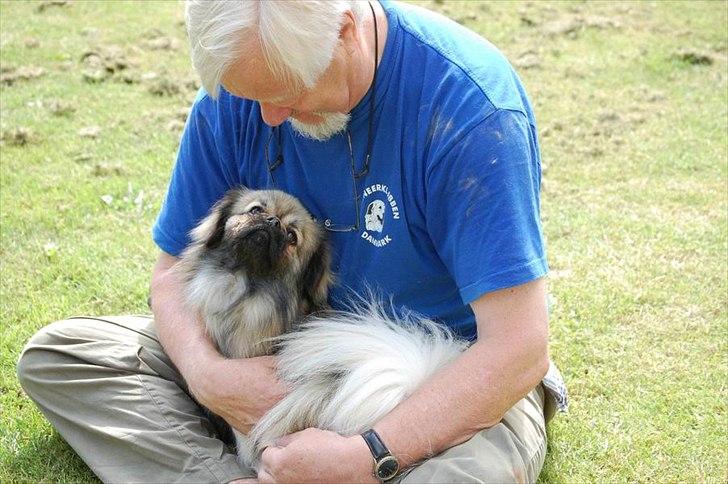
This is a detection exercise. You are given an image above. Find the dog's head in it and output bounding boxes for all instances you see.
[365,200,386,233]
[186,188,331,311]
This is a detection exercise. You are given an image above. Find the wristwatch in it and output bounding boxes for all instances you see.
[361,429,400,482]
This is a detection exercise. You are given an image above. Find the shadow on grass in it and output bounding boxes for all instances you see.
[537,422,569,484]
[3,430,98,483]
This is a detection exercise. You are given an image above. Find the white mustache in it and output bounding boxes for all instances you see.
[288,111,350,141]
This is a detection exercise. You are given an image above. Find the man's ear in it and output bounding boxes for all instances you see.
[339,10,359,56]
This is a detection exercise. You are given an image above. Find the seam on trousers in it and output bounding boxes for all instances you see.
[137,373,236,483]
[67,315,158,342]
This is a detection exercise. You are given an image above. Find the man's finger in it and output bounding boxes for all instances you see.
[260,445,281,467]
[273,433,295,447]
[257,448,278,483]
[257,468,275,484]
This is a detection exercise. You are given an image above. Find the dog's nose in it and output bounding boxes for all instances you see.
[266,216,280,227]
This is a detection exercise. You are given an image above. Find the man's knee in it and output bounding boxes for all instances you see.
[17,315,179,403]
[399,434,541,483]
[399,387,548,483]
[17,319,91,394]
[400,456,524,483]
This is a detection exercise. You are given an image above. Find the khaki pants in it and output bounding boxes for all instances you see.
[17,316,550,483]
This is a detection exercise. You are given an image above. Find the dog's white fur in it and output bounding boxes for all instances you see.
[248,299,468,460]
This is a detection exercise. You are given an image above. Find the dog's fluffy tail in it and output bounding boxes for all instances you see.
[248,300,468,459]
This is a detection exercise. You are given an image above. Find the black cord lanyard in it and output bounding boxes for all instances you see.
[353,0,379,179]
[268,1,379,181]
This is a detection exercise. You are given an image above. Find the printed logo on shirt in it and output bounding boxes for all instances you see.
[361,183,400,248]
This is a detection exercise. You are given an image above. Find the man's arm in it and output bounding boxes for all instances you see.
[150,251,286,433]
[258,278,549,483]
[371,278,549,467]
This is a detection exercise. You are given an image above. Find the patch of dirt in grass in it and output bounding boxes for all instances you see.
[147,76,181,97]
[35,0,70,14]
[1,127,36,146]
[513,51,542,70]
[453,13,480,26]
[92,162,126,177]
[78,126,101,139]
[671,48,715,66]
[144,74,198,97]
[141,29,182,51]
[540,13,621,39]
[1,65,46,86]
[515,3,625,41]
[24,98,77,117]
[80,45,135,84]
[47,99,77,117]
[73,152,93,163]
[542,17,582,37]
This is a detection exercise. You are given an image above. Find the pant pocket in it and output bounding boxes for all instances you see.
[137,345,186,388]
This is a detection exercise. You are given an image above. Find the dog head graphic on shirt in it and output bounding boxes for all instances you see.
[365,200,386,233]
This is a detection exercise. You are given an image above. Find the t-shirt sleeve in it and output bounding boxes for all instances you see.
[425,108,548,303]
[152,92,241,256]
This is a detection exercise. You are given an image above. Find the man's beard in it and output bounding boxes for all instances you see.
[288,112,350,141]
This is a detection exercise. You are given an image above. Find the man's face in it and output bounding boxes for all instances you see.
[221,42,353,141]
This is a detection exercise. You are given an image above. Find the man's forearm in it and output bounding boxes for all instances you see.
[150,252,219,382]
[374,334,549,469]
[370,279,552,469]
[149,252,288,433]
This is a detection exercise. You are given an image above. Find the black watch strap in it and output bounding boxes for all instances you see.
[361,429,400,481]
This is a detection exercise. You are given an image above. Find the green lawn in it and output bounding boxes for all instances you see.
[1,0,726,482]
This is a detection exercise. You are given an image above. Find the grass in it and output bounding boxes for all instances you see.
[1,0,726,482]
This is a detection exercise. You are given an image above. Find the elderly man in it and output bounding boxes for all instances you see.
[18,1,567,482]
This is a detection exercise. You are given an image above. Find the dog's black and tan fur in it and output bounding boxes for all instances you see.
[175,187,331,359]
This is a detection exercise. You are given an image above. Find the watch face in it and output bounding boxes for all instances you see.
[376,455,400,480]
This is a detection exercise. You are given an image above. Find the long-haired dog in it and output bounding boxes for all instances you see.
[175,187,467,469]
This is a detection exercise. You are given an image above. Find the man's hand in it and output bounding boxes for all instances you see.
[257,428,376,484]
[187,355,287,434]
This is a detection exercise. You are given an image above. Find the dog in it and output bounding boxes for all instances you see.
[175,187,467,469]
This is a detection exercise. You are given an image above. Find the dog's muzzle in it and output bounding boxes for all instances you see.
[235,219,286,276]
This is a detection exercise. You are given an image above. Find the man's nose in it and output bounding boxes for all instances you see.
[259,103,292,127]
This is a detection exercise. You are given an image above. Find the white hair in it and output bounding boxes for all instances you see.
[185,0,367,98]
[289,111,350,141]
[239,298,468,468]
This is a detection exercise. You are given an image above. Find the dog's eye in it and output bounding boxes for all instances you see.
[286,230,298,246]
[249,206,264,215]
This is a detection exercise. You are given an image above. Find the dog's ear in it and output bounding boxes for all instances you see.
[190,188,242,250]
[301,240,332,312]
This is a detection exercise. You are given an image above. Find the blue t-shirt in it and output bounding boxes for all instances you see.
[153,1,547,341]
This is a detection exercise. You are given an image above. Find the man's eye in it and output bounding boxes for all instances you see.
[249,206,263,215]
[286,230,298,246]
